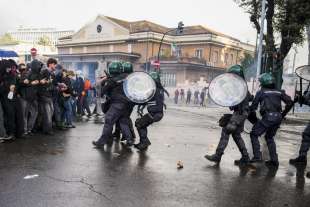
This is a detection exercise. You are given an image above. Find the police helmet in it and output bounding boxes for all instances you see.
[259,72,275,87]
[122,62,133,74]
[107,61,123,76]
[227,65,245,78]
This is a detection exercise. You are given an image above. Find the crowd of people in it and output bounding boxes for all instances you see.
[0,58,96,142]
[0,58,165,152]
[174,87,207,106]
[1,58,310,170]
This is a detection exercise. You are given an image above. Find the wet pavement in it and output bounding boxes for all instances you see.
[0,107,310,207]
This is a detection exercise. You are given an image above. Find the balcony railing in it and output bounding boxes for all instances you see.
[149,56,221,68]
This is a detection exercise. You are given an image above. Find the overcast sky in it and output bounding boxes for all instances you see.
[0,0,308,65]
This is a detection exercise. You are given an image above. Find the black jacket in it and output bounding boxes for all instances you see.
[250,88,293,117]
[147,83,165,115]
[101,74,131,105]
[38,68,55,99]
[0,72,17,100]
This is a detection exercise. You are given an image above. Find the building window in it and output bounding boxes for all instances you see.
[161,72,176,87]
[212,51,219,63]
[230,54,234,64]
[160,48,165,57]
[109,45,114,52]
[176,48,182,57]
[224,53,229,65]
[195,49,203,59]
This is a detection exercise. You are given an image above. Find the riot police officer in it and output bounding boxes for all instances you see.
[289,90,310,166]
[134,71,165,151]
[92,61,134,148]
[113,62,136,143]
[249,73,293,167]
[205,65,251,165]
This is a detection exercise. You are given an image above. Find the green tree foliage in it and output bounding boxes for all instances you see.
[38,35,51,46]
[0,33,18,45]
[235,0,310,88]
[241,53,256,79]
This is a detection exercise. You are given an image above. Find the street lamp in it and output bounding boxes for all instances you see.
[156,21,184,70]
[256,0,267,79]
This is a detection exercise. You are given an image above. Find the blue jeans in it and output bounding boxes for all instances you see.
[63,98,73,125]
[71,97,77,117]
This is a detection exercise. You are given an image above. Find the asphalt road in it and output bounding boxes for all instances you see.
[0,107,309,207]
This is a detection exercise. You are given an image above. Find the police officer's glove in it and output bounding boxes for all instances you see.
[135,118,143,129]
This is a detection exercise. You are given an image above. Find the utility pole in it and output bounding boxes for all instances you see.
[256,0,267,79]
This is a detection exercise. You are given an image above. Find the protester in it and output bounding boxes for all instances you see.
[174,89,179,104]
[180,88,185,101]
[186,88,192,104]
[200,87,207,107]
[60,69,75,128]
[38,58,57,135]
[194,89,199,104]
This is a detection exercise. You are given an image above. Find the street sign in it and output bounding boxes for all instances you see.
[30,48,37,56]
[151,60,160,67]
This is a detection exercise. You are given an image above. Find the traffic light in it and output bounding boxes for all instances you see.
[177,21,184,34]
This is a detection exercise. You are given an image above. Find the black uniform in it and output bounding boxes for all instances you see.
[94,74,134,146]
[250,88,293,164]
[135,83,165,149]
[208,92,251,163]
[290,90,310,165]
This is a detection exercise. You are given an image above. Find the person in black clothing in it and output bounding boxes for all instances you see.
[0,61,7,139]
[19,60,40,135]
[186,89,192,104]
[92,61,134,148]
[53,65,66,129]
[249,73,293,167]
[0,59,22,139]
[60,69,75,128]
[134,71,165,151]
[38,58,57,135]
[205,65,251,165]
[289,89,310,166]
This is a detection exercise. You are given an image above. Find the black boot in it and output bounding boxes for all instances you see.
[234,137,250,165]
[204,154,222,164]
[234,156,250,165]
[265,160,279,168]
[250,153,263,163]
[134,139,151,151]
[289,156,307,166]
[92,141,105,148]
[106,137,114,146]
[125,138,134,147]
